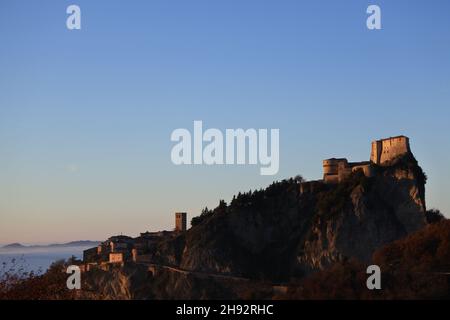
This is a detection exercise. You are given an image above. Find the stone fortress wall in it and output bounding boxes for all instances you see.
[322,136,410,184]
[371,135,411,165]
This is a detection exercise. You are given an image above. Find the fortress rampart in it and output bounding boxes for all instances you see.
[370,136,411,165]
[322,135,411,184]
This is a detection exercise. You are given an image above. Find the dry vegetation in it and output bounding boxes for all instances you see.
[0,257,78,300]
[284,219,450,299]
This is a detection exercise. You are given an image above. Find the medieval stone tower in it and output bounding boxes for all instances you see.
[370,136,411,165]
[175,212,187,232]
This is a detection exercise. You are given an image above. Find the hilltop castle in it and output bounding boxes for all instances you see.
[323,136,411,184]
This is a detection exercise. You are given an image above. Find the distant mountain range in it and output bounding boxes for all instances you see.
[0,241,100,250]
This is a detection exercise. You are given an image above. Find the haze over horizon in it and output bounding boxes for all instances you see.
[1,0,450,244]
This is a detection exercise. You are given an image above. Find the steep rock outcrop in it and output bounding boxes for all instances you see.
[297,157,427,273]
[180,154,427,280]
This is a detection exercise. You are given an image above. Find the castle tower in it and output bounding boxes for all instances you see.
[175,212,187,232]
[370,140,382,164]
[323,158,348,183]
[370,136,410,165]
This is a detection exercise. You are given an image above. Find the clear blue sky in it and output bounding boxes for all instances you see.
[1,0,449,243]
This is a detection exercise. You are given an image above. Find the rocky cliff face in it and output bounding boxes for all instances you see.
[79,263,275,300]
[178,154,427,281]
[297,156,427,273]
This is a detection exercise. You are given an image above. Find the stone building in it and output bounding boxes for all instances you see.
[370,135,410,165]
[323,158,373,184]
[82,212,189,266]
[109,252,124,264]
[322,136,411,184]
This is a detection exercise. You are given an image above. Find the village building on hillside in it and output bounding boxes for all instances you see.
[81,212,187,270]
